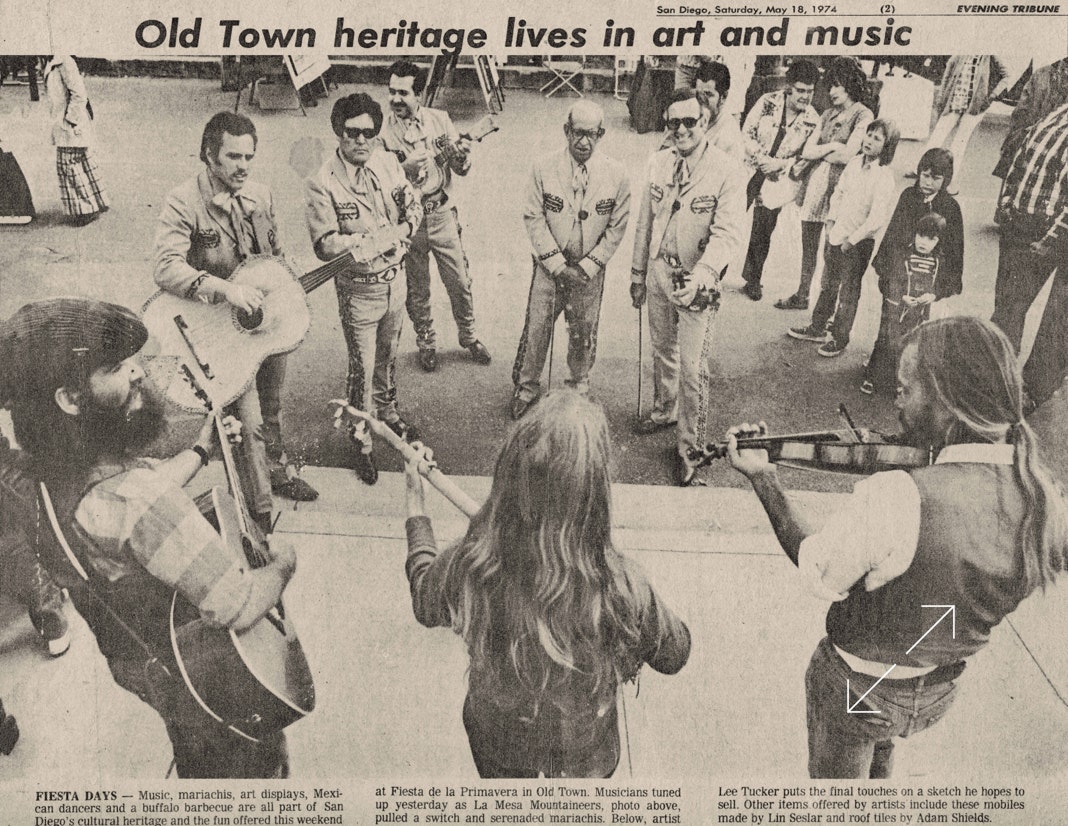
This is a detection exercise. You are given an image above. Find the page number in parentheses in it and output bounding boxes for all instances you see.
[880,3,895,12]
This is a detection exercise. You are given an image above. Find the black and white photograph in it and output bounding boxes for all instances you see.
[2,1,1068,821]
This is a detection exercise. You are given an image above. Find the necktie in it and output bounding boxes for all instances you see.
[573,163,589,197]
[213,192,255,259]
[673,156,688,188]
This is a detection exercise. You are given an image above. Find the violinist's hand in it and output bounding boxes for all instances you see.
[405,441,434,518]
[725,421,772,479]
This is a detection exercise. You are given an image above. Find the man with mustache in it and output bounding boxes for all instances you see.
[378,59,492,374]
[154,112,318,529]
[726,316,1067,778]
[0,298,296,777]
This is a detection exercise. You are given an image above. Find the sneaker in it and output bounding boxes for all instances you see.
[860,380,875,395]
[787,325,830,343]
[817,339,846,358]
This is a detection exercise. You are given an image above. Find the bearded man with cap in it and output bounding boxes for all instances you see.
[0,298,297,778]
[154,111,318,524]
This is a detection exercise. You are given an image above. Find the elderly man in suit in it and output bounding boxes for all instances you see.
[511,100,631,419]
[630,88,747,486]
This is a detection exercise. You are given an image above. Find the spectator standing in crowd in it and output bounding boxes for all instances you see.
[154,112,319,524]
[304,94,424,486]
[788,118,899,358]
[378,60,491,374]
[920,55,1011,193]
[728,315,1067,779]
[739,59,821,302]
[862,214,949,395]
[404,392,691,778]
[512,100,630,420]
[43,55,108,225]
[993,102,1068,412]
[694,61,745,161]
[862,148,964,395]
[630,89,746,486]
[776,58,873,311]
[993,57,1068,180]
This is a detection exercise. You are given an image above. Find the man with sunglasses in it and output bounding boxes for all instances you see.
[304,93,424,485]
[511,100,631,420]
[379,60,492,374]
[631,88,747,486]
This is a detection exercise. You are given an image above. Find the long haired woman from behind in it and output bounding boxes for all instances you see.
[404,392,691,778]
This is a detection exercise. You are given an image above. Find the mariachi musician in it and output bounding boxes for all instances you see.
[723,316,1067,779]
[154,112,318,526]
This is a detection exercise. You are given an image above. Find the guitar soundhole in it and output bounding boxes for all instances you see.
[235,307,264,331]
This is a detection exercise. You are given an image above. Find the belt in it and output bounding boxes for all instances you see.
[836,645,966,686]
[342,265,401,284]
[422,191,449,214]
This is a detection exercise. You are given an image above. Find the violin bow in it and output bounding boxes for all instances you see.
[330,401,481,518]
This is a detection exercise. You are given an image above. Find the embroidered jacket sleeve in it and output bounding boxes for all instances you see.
[580,163,631,279]
[304,169,350,262]
[75,465,253,628]
[439,110,471,177]
[629,154,659,284]
[692,157,747,281]
[154,186,214,299]
[523,157,569,276]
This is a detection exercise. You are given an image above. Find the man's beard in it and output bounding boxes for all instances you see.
[77,387,167,461]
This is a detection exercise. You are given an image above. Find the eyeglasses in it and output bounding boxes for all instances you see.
[567,126,605,141]
[666,117,701,131]
[343,127,378,141]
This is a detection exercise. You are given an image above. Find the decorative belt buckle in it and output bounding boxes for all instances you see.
[664,253,682,269]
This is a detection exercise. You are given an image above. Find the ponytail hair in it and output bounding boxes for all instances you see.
[903,317,1068,591]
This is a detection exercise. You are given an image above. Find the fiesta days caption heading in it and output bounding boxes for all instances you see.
[134,15,916,54]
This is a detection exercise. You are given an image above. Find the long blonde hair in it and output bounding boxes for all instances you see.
[904,316,1068,591]
[443,392,641,713]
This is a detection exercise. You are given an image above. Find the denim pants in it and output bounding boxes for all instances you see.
[231,353,286,519]
[805,637,960,779]
[810,238,875,349]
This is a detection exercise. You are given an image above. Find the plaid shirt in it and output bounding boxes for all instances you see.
[74,460,252,627]
[1003,103,1068,244]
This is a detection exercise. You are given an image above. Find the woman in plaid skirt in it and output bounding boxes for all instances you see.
[44,56,108,225]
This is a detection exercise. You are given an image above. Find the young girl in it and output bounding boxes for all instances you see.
[862,214,947,394]
[788,118,899,357]
[404,392,691,778]
[862,149,965,394]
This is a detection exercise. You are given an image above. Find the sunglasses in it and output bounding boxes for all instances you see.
[568,127,605,141]
[343,127,378,141]
[666,117,701,131]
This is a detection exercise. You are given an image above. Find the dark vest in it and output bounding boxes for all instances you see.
[826,462,1030,668]
[38,464,200,667]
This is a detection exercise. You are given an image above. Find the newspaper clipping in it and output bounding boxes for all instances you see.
[1,0,1068,823]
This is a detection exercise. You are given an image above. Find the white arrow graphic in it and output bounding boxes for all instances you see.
[846,604,957,715]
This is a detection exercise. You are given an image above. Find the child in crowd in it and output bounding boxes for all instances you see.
[862,213,947,394]
[862,149,964,394]
[788,118,899,357]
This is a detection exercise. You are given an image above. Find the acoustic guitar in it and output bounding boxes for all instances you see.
[169,365,315,742]
[142,252,356,411]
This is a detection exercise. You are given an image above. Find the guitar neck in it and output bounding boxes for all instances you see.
[298,253,356,295]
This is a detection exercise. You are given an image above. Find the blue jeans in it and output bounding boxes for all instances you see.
[805,637,960,779]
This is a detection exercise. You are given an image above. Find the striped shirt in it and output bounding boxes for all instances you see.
[1003,102,1068,243]
[74,460,252,627]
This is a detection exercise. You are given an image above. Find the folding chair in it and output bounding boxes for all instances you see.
[541,56,586,98]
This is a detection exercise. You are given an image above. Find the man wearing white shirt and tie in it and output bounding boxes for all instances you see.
[512,100,631,420]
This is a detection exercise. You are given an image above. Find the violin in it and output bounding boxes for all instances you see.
[690,407,934,476]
